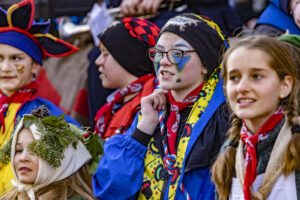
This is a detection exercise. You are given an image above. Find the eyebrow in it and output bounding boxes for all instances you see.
[174,43,190,49]
[228,67,268,74]
[156,44,164,50]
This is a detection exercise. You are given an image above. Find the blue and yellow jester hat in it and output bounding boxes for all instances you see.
[0,0,79,65]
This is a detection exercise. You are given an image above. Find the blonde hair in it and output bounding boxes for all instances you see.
[0,164,96,200]
[212,35,300,200]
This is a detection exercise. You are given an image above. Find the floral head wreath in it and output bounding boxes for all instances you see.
[0,0,78,65]
[0,105,103,172]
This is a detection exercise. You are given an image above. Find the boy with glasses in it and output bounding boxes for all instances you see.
[93,13,231,200]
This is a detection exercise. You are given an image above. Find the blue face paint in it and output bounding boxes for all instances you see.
[173,55,191,72]
[154,62,160,75]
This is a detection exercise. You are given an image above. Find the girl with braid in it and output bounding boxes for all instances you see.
[212,35,300,200]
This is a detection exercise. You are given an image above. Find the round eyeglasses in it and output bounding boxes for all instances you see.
[147,48,197,65]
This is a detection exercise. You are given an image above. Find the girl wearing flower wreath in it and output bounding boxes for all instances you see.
[0,106,97,200]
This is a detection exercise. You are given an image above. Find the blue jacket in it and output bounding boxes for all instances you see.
[93,81,229,200]
[256,0,300,35]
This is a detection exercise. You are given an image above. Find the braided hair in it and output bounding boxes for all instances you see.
[212,35,300,200]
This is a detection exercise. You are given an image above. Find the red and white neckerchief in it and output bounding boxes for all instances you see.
[240,107,284,200]
[0,81,38,133]
[166,83,204,155]
[94,74,153,137]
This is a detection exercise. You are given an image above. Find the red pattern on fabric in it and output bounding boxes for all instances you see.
[122,17,160,47]
[240,107,284,200]
[94,74,154,138]
[103,76,156,139]
[166,84,204,155]
[0,81,38,133]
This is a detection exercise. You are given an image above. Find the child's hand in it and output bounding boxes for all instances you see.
[137,89,168,135]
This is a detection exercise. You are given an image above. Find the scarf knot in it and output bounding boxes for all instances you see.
[0,81,37,133]
[240,107,284,200]
[11,179,35,200]
[94,74,153,137]
[163,154,177,175]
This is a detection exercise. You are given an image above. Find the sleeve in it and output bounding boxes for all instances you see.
[92,114,150,199]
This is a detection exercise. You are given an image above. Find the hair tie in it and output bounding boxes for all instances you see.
[291,125,300,134]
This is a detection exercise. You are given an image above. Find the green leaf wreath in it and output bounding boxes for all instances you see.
[0,105,103,169]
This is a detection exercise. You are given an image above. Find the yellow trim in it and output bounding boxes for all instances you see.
[6,4,19,27]
[0,103,21,195]
[33,33,57,41]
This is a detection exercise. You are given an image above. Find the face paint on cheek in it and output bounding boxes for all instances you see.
[154,62,160,75]
[16,65,24,73]
[174,55,191,83]
[174,55,191,72]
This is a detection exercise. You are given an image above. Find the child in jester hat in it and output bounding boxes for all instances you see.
[93,13,231,200]
[0,0,79,195]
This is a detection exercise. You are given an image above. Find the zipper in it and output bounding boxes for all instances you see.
[160,174,170,200]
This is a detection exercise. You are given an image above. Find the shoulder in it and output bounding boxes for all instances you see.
[19,97,80,126]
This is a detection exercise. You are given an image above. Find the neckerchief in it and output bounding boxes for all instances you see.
[0,81,37,133]
[154,67,221,200]
[94,74,153,137]
[240,107,284,200]
[166,84,203,155]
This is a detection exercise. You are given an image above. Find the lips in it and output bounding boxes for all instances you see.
[237,98,256,107]
[19,167,32,174]
[0,76,16,79]
[159,70,175,79]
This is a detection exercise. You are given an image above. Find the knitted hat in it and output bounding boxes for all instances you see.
[0,0,78,65]
[98,17,160,77]
[159,13,229,78]
[277,34,300,48]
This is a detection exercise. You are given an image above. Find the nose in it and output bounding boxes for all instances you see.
[1,59,13,71]
[19,150,30,162]
[236,77,250,93]
[95,53,107,68]
[159,52,172,66]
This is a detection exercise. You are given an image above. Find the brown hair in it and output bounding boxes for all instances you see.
[212,35,300,200]
[0,164,96,200]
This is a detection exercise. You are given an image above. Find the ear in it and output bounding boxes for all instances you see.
[31,61,41,75]
[202,67,208,75]
[280,75,293,99]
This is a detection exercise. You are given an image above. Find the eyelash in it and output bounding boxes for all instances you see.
[16,149,23,153]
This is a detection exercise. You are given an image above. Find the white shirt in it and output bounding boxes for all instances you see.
[229,172,297,200]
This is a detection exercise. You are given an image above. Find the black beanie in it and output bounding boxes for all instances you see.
[159,13,229,77]
[98,17,160,77]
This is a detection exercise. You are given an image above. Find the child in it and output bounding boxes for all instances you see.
[212,35,300,200]
[0,106,95,200]
[93,17,160,139]
[93,13,230,199]
[0,0,79,194]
